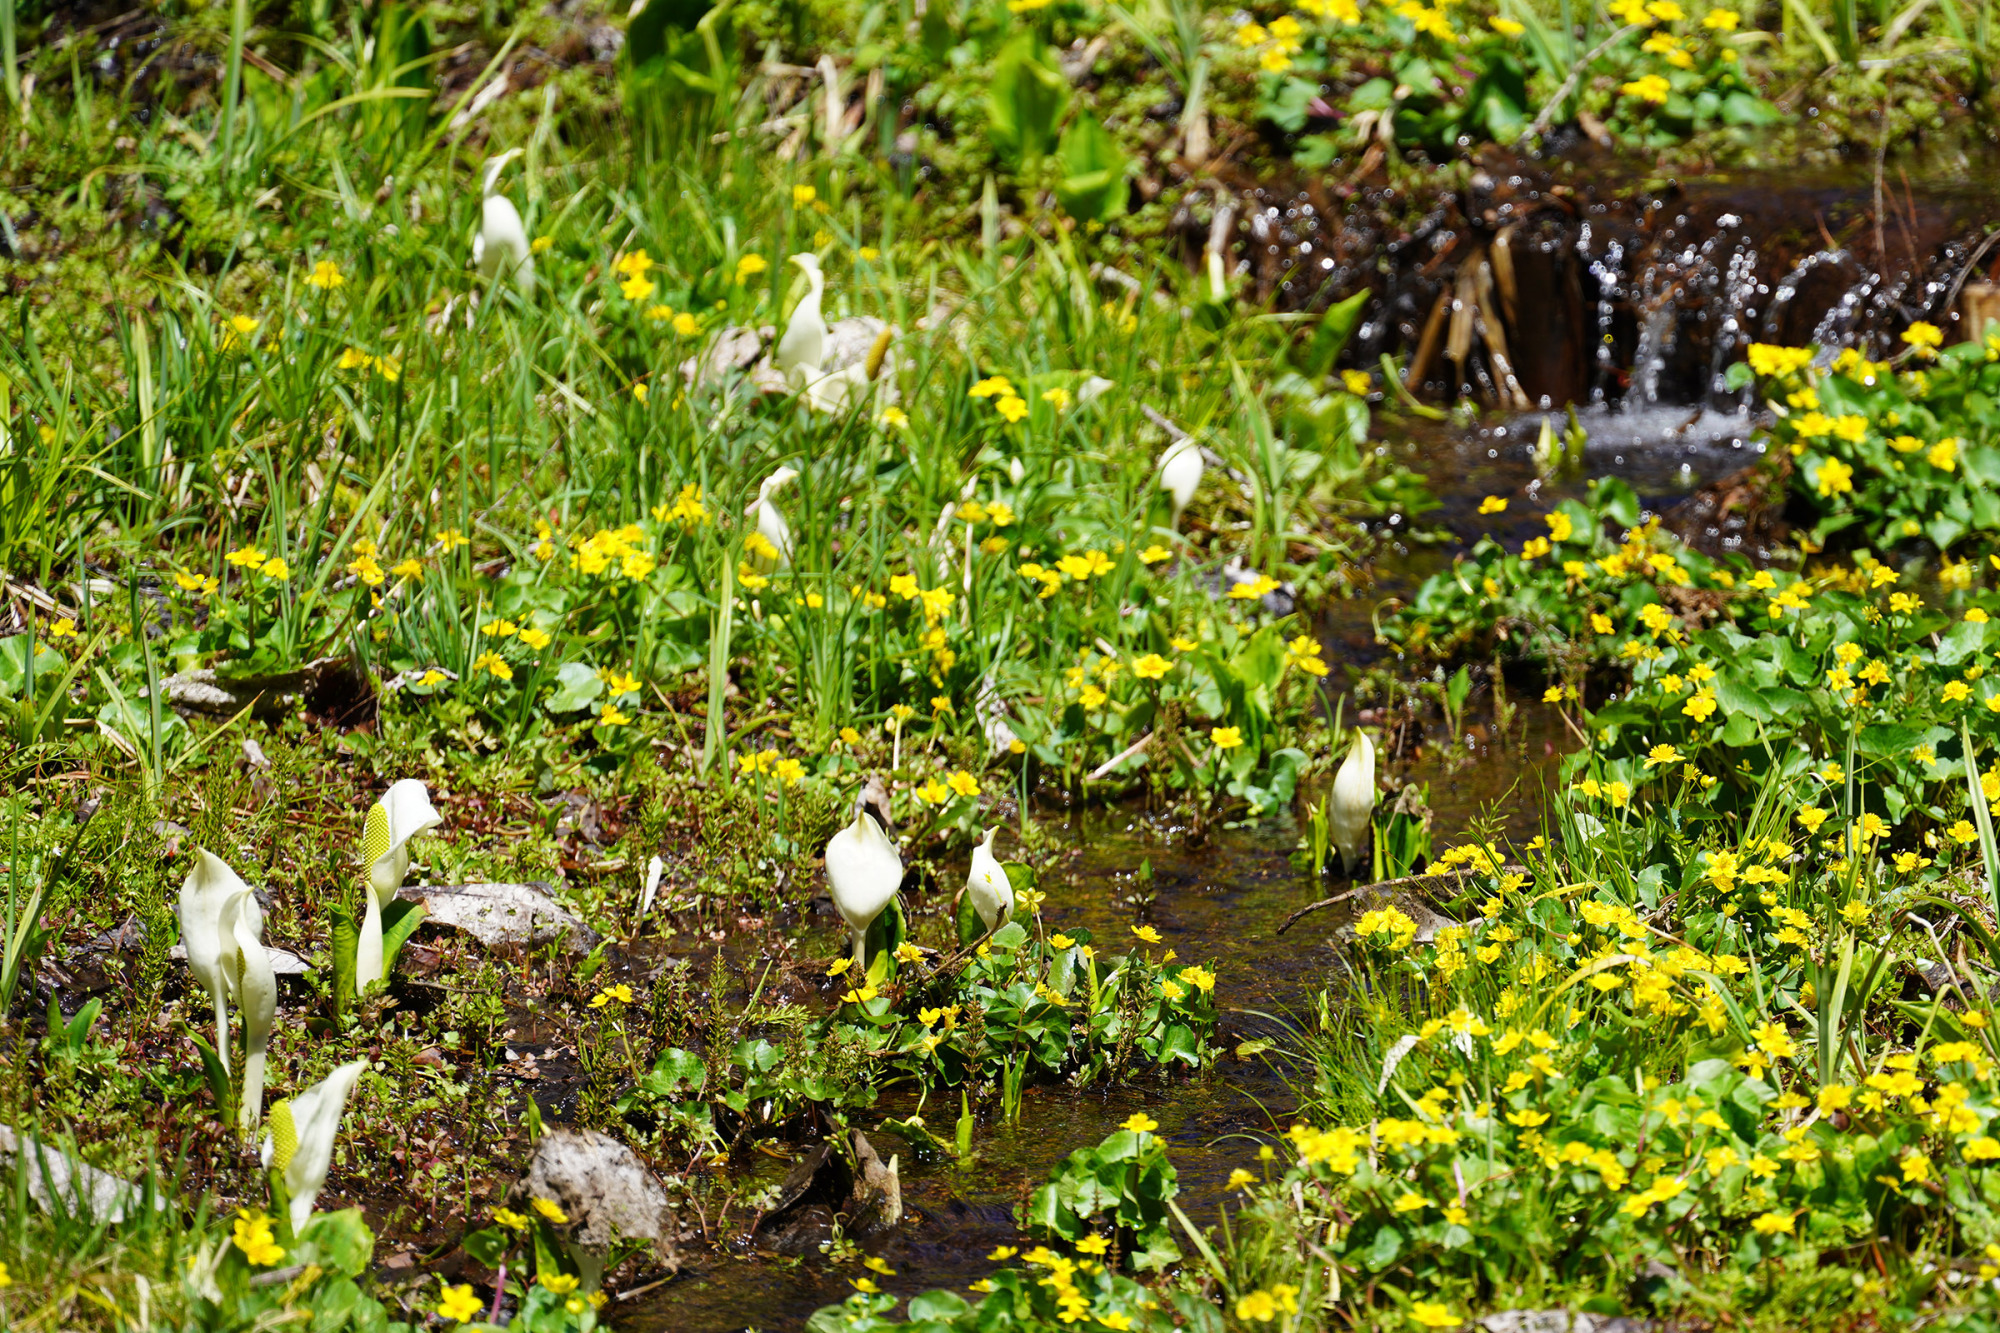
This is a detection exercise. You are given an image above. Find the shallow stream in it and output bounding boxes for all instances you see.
[629,392,1758,1330]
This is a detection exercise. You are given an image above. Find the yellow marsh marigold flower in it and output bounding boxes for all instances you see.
[1903,322,1945,357]
[1621,74,1671,103]
[1133,653,1171,679]
[232,1210,285,1265]
[1747,344,1814,377]
[1478,495,1508,514]
[437,1283,483,1322]
[1814,457,1855,497]
[472,651,513,681]
[1490,14,1526,31]
[995,394,1029,424]
[969,375,1015,399]
[1408,1303,1461,1330]
[734,254,767,281]
[307,259,344,290]
[1122,1112,1159,1133]
[1212,726,1244,750]
[539,1272,579,1294]
[1132,924,1163,944]
[532,1197,570,1225]
[531,235,554,253]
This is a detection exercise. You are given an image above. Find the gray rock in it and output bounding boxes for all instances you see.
[680,324,770,388]
[156,656,351,717]
[511,1129,680,1276]
[1478,1315,1658,1333]
[400,882,597,952]
[0,1126,164,1222]
[169,942,310,975]
[819,316,892,374]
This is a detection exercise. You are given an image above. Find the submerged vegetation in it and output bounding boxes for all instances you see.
[9,0,2000,1325]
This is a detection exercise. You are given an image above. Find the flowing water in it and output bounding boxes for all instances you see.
[629,165,2000,1329]
[1208,162,2000,411]
[628,411,1725,1331]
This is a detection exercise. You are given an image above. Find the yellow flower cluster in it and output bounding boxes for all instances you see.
[914,770,980,804]
[336,346,402,380]
[1018,550,1115,599]
[1236,13,1312,69]
[232,1209,286,1266]
[969,375,1029,425]
[652,484,709,527]
[737,750,808,784]
[572,523,656,581]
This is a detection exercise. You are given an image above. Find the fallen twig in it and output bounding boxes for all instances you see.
[1086,733,1152,781]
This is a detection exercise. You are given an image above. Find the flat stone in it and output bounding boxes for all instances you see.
[511,1129,680,1267]
[169,943,310,974]
[0,1126,164,1222]
[401,882,597,952]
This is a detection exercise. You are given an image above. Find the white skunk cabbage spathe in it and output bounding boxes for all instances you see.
[473,149,534,297]
[745,464,800,568]
[640,855,665,922]
[1158,436,1203,524]
[964,827,1013,933]
[802,361,872,415]
[825,796,904,971]
[1329,727,1377,874]
[223,886,277,1131]
[262,1059,367,1235]
[356,780,443,989]
[178,849,242,1075]
[774,253,827,384]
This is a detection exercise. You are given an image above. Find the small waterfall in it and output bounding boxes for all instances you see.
[1203,162,2000,411]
